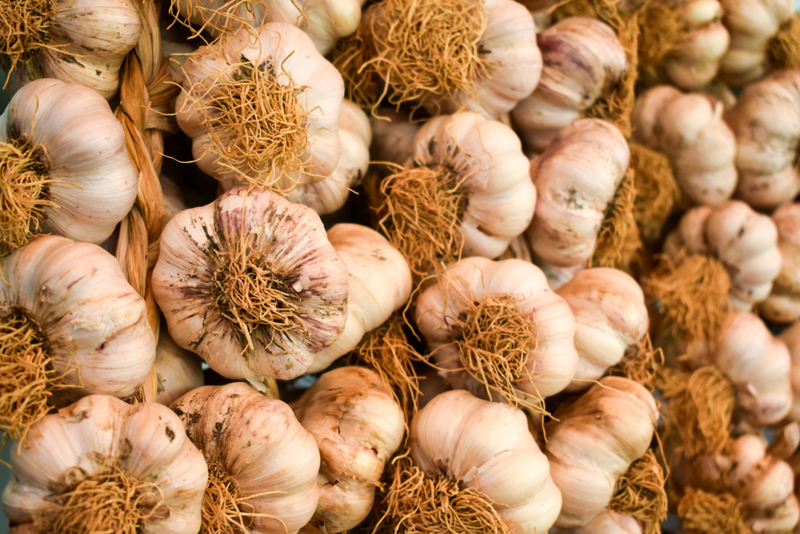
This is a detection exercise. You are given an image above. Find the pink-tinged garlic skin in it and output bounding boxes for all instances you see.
[0,78,138,245]
[719,0,795,86]
[525,118,630,268]
[727,70,800,210]
[762,203,800,323]
[0,236,155,403]
[550,509,643,534]
[415,257,579,400]
[153,330,204,408]
[510,17,627,154]
[663,200,782,310]
[3,395,207,533]
[556,268,648,392]
[292,367,404,534]
[412,390,563,534]
[307,224,411,374]
[631,85,737,206]
[369,108,422,165]
[778,320,800,422]
[173,383,321,534]
[175,22,344,190]
[152,187,348,381]
[545,377,657,529]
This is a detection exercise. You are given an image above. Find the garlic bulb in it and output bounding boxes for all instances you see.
[556,268,648,391]
[291,367,404,533]
[152,187,349,381]
[154,330,204,407]
[286,100,370,216]
[415,256,578,403]
[369,108,421,165]
[173,382,321,534]
[550,510,643,534]
[510,17,627,154]
[0,235,156,441]
[306,224,411,374]
[719,0,795,86]
[761,203,800,323]
[631,85,737,206]
[372,111,536,276]
[3,395,207,533]
[726,70,800,210]
[0,78,138,256]
[335,0,541,119]
[524,118,630,268]
[545,377,658,528]
[175,22,344,192]
[1,0,142,99]
[778,320,800,423]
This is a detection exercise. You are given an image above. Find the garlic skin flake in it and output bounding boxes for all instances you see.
[761,203,800,323]
[153,187,349,381]
[292,367,405,533]
[153,330,204,407]
[3,395,207,533]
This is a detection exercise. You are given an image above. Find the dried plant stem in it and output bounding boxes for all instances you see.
[608,334,663,391]
[677,488,751,534]
[0,0,54,78]
[629,143,679,243]
[768,15,800,73]
[591,168,642,269]
[609,450,668,534]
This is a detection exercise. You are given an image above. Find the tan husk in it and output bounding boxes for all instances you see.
[768,15,800,72]
[608,334,664,391]
[331,0,489,114]
[629,143,679,243]
[0,0,56,80]
[609,450,668,534]
[677,488,751,534]
[591,168,642,269]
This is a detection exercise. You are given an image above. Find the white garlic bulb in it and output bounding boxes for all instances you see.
[550,510,643,534]
[153,330,204,407]
[761,203,800,323]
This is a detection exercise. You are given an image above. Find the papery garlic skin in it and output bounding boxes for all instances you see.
[154,330,204,407]
[663,200,782,310]
[152,187,349,380]
[286,100,370,215]
[0,236,155,402]
[292,367,404,533]
[173,383,321,534]
[631,85,737,206]
[415,257,579,400]
[726,70,800,210]
[550,510,643,534]
[3,395,207,533]
[545,377,657,528]
[5,0,142,99]
[412,389,562,533]
[160,174,188,223]
[510,17,627,154]
[525,118,630,268]
[369,108,421,165]
[719,0,795,86]
[556,268,648,392]
[778,320,800,422]
[0,78,138,247]
[762,203,800,323]
[306,224,411,374]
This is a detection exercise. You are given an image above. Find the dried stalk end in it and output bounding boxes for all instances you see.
[168,0,267,42]
[591,168,642,269]
[0,0,54,77]
[608,334,663,391]
[630,143,679,243]
[646,255,731,343]
[212,234,308,357]
[768,15,800,73]
[332,0,489,113]
[375,165,467,277]
[609,450,668,534]
[376,454,513,534]
[657,366,735,458]
[50,453,165,534]
[454,294,540,410]
[677,488,751,534]
[637,1,692,68]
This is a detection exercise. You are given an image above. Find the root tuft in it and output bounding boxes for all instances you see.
[609,450,669,534]
[677,488,751,534]
[168,0,268,43]
[0,0,54,78]
[768,15,800,73]
[591,168,642,269]
[637,1,693,68]
[629,143,679,243]
[608,334,663,391]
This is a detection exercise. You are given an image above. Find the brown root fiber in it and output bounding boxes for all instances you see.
[592,168,642,269]
[168,0,268,43]
[637,1,692,68]
[609,450,668,534]
[331,0,489,113]
[201,462,271,533]
[677,489,751,534]
[50,453,164,534]
[629,143,679,243]
[608,334,663,391]
[657,366,735,458]
[768,14,800,73]
[375,165,466,277]
[375,454,513,534]
[0,0,54,77]
[646,255,731,343]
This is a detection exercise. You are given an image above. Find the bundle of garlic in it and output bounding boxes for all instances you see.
[3,395,207,533]
[370,111,536,277]
[0,235,156,443]
[172,382,321,534]
[761,203,800,323]
[631,85,737,207]
[415,256,578,407]
[153,330,204,407]
[175,22,344,193]
[333,0,541,118]
[152,187,348,381]
[377,389,562,533]
[510,17,627,154]
[0,78,138,256]
[291,367,404,533]
[0,0,142,99]
[726,69,800,210]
